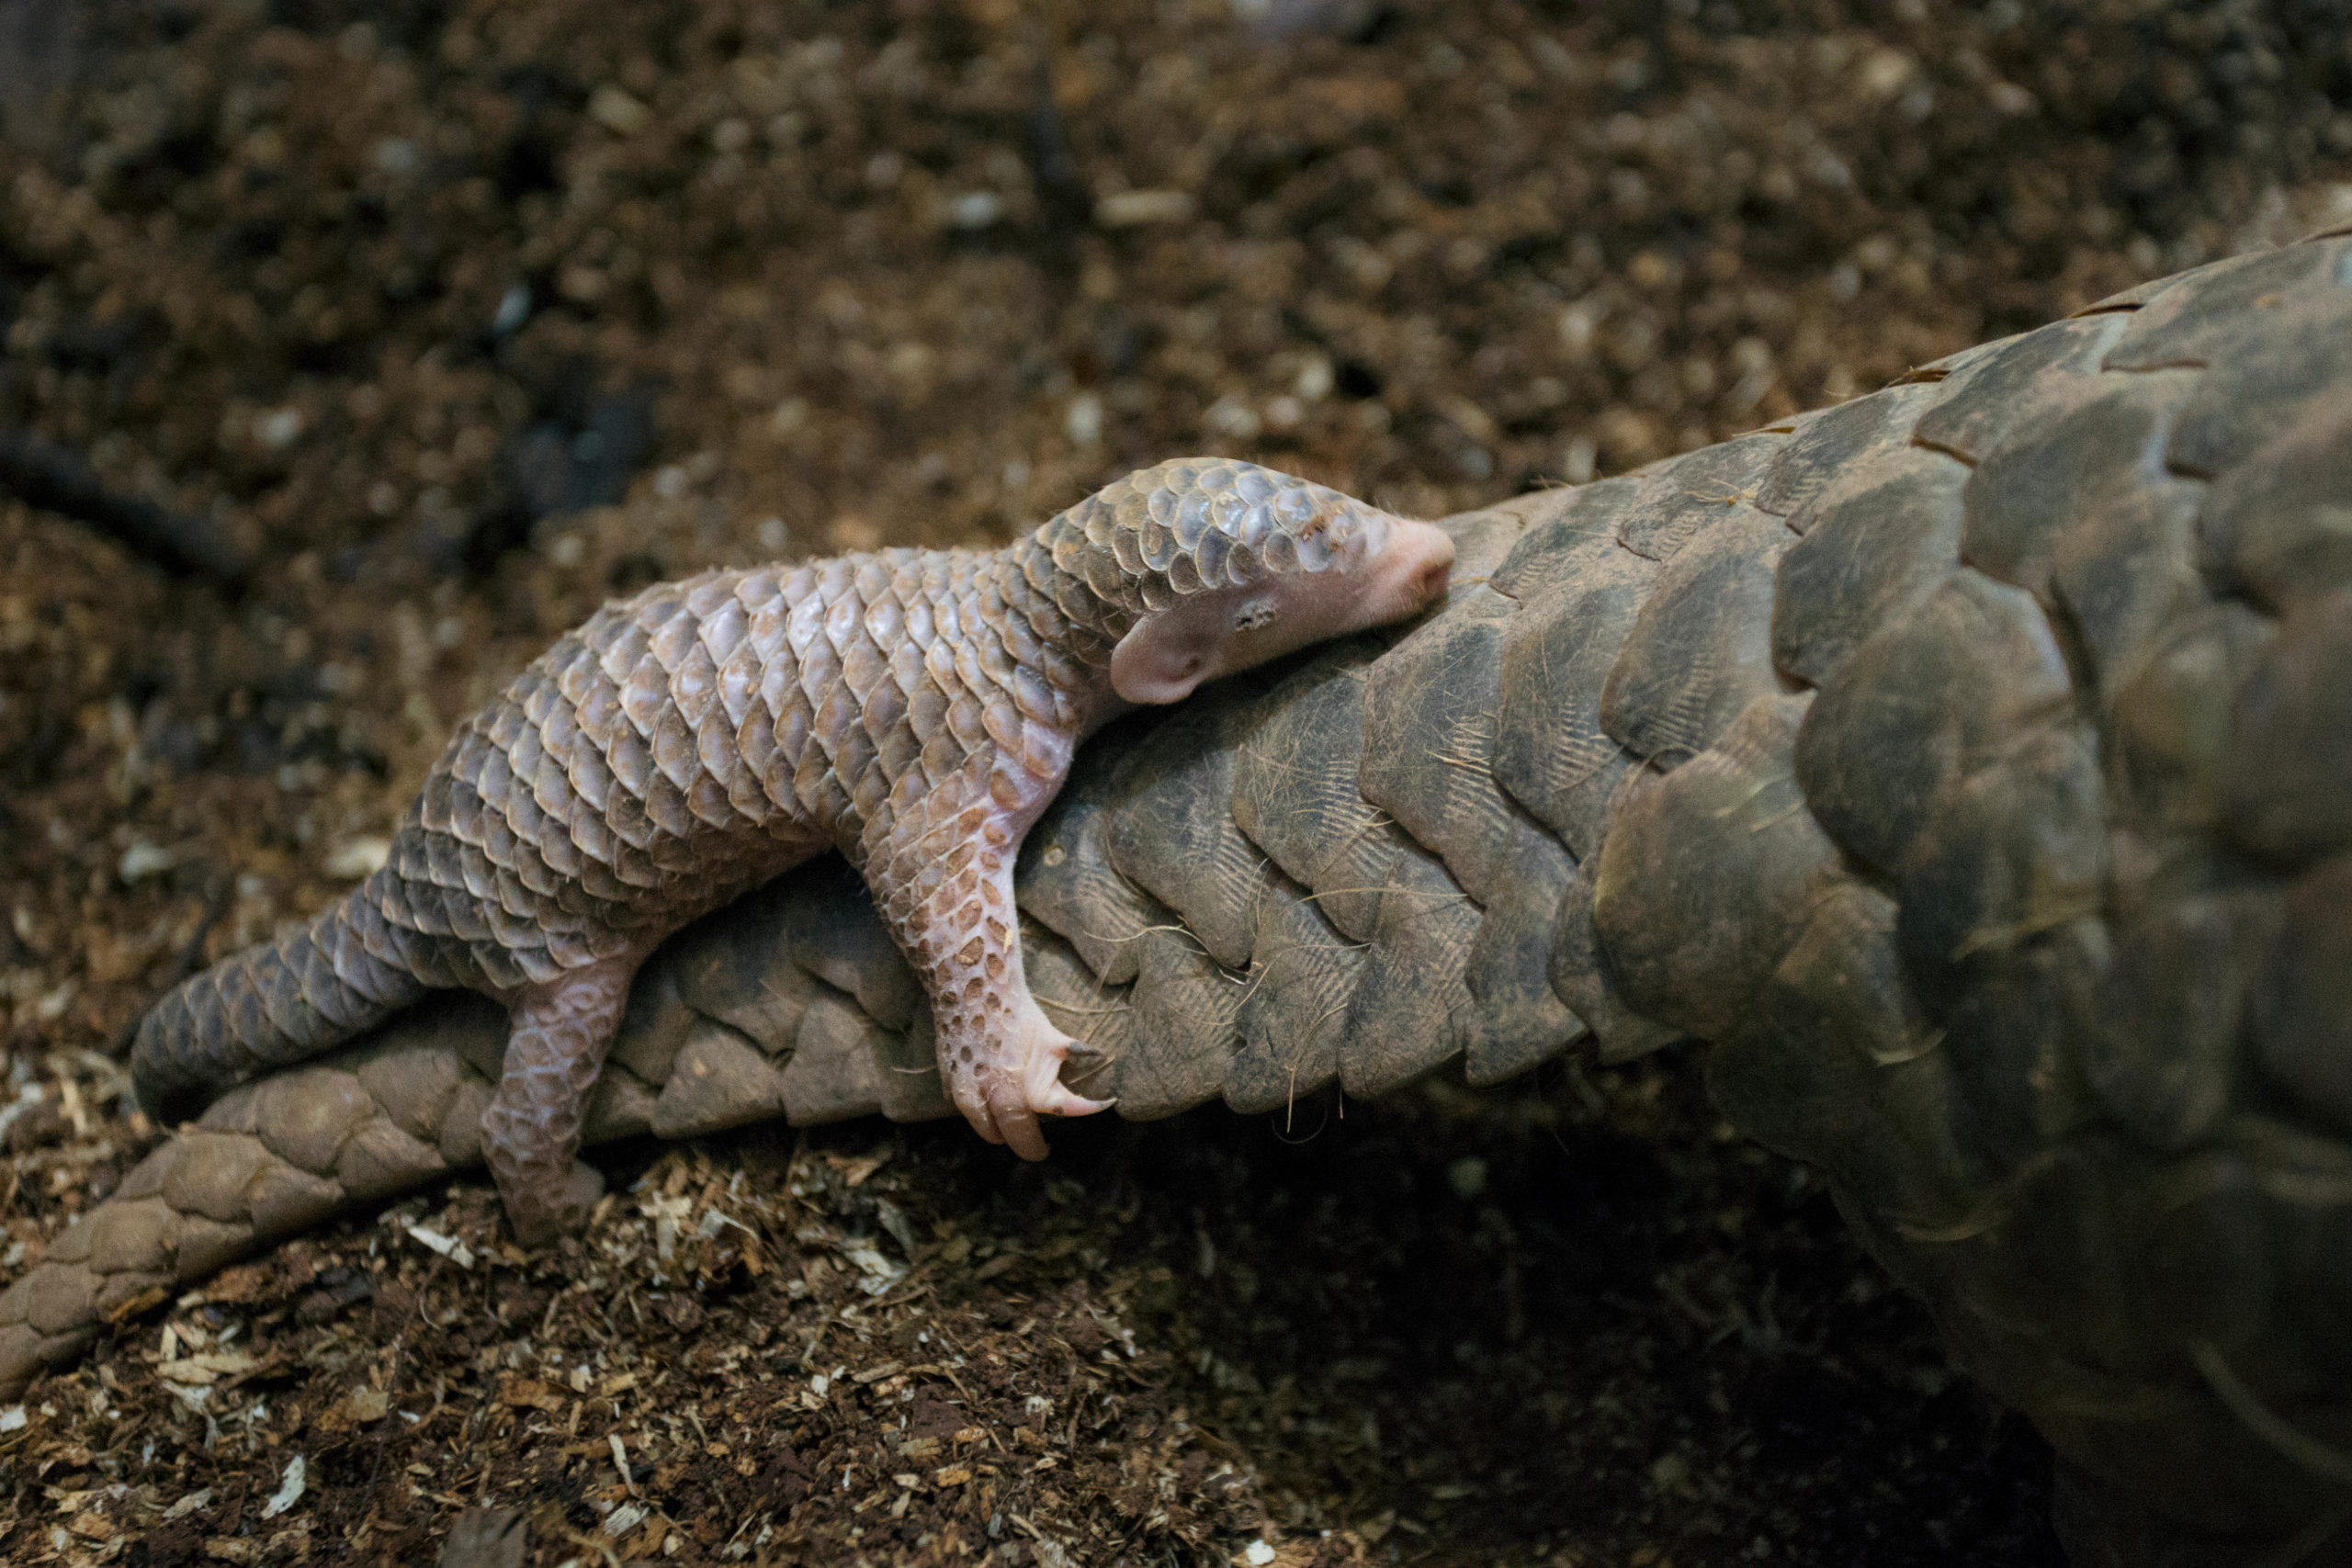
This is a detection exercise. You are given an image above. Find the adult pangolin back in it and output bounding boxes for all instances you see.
[130,457,1454,1239]
[29,234,2352,1562]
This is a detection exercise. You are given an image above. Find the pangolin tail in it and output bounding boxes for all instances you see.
[130,873,429,1122]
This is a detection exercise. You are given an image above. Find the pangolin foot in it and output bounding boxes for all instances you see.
[949,1000,1114,1162]
[502,1159,606,1249]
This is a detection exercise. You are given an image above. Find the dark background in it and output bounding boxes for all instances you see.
[0,2,2347,1562]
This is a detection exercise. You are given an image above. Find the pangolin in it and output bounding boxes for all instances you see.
[18,236,2341,1560]
[130,458,1455,1241]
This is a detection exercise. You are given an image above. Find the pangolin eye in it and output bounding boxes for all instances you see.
[1232,598,1277,633]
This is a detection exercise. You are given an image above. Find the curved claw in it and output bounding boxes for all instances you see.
[1036,1083,1117,1119]
[1019,1028,1114,1119]
[942,1000,1117,1160]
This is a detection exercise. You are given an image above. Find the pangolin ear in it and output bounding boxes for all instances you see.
[1111,617,1213,705]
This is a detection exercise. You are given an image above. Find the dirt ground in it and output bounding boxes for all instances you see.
[2,2,2349,1563]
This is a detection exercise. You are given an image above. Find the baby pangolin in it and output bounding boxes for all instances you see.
[131,458,1455,1242]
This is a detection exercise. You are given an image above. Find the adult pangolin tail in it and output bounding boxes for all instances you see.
[130,872,429,1122]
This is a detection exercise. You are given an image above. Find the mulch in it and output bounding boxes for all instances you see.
[1,1,2346,1562]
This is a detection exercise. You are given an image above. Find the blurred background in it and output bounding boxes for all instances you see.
[0,3,2348,1563]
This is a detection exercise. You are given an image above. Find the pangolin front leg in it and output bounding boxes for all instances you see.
[864,742,1111,1156]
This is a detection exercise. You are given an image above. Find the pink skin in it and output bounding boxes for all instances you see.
[926,840,1113,1161]
[1108,519,1459,706]
[900,730,1113,1162]
[958,515,1458,1158]
[472,513,1456,1216]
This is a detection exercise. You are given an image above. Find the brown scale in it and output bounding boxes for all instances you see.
[131,458,1456,1242]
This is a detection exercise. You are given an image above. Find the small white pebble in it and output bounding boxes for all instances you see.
[1203,396,1260,440]
[490,283,533,336]
[1095,189,1194,228]
[321,836,390,880]
[944,191,1003,230]
[1859,49,1917,99]
[119,840,178,884]
[590,85,650,135]
[255,406,305,450]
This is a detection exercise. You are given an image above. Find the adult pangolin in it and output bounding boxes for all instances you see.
[129,459,1454,1241]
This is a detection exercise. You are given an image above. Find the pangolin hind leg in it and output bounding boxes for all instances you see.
[481,954,638,1246]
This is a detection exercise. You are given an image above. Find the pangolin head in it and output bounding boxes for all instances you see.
[1026,457,1454,705]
